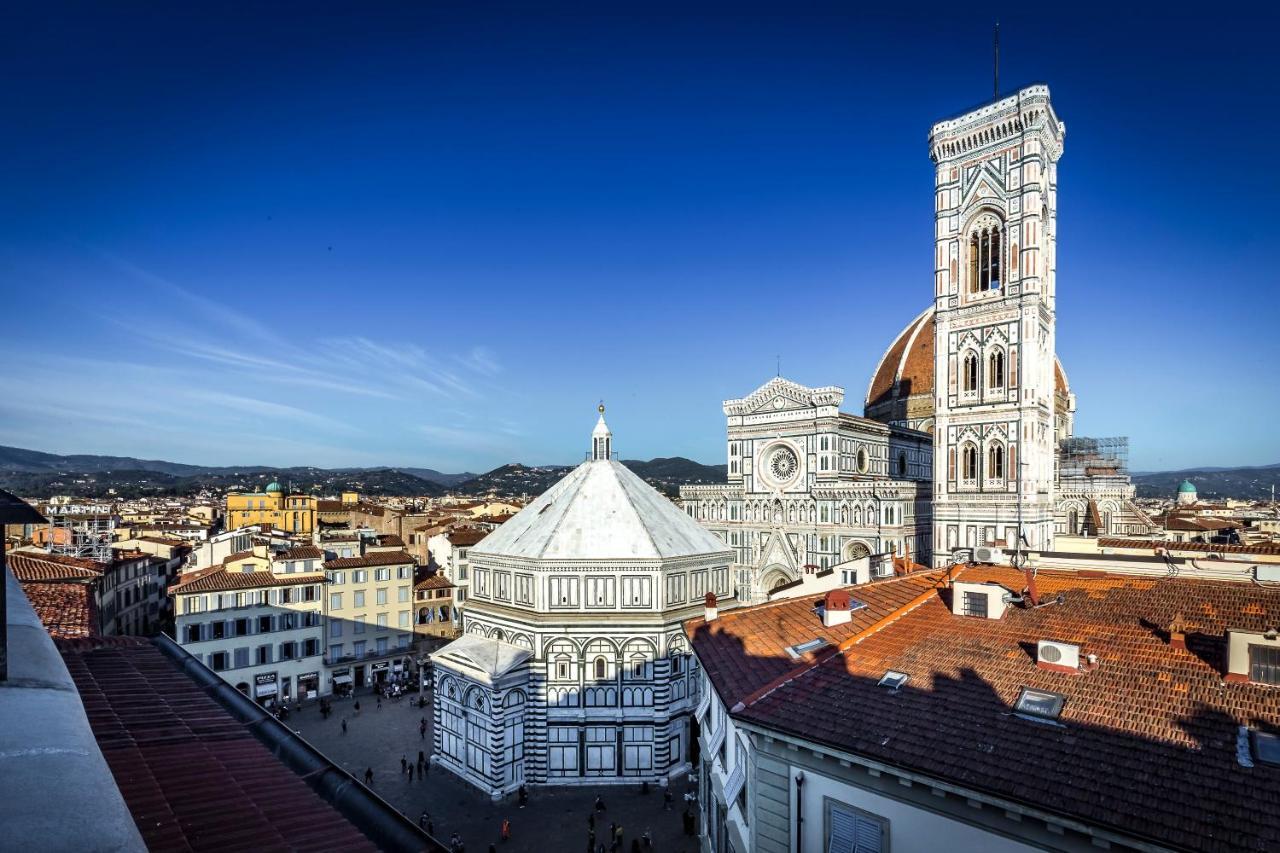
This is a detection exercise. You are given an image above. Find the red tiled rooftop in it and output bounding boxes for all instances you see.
[414,574,455,591]
[170,568,326,594]
[277,545,325,560]
[323,550,415,569]
[23,581,96,638]
[57,638,378,852]
[1098,536,1280,556]
[7,551,103,581]
[691,567,1280,852]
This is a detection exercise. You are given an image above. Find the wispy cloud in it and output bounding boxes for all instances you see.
[185,390,357,434]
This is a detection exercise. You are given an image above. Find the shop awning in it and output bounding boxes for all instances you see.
[332,675,353,685]
[254,683,279,698]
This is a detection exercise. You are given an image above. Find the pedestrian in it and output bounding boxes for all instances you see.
[587,829,595,852]
[608,822,616,842]
[364,767,373,786]
[401,755,408,774]
[588,813,595,831]
[354,700,361,715]
[595,795,605,813]
[518,784,528,808]
[500,818,510,841]
[427,820,434,836]
[377,695,382,710]
[341,718,348,735]
[424,760,431,777]
[419,811,428,830]
[420,721,427,740]
[450,833,460,853]
[419,749,426,766]
[663,789,672,810]
[641,831,652,849]
[615,823,624,847]
[408,764,415,782]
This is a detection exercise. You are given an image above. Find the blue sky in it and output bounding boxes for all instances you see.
[1,3,1276,473]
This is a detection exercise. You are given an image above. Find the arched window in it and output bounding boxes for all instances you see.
[988,350,1005,388]
[594,657,606,680]
[988,443,1005,480]
[968,222,1003,292]
[962,444,978,480]
[963,353,979,392]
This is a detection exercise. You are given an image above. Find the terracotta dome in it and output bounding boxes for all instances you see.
[864,306,1070,429]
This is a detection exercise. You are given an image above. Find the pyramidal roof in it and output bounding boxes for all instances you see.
[472,457,731,562]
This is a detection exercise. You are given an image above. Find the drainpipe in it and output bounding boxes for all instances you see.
[794,770,805,853]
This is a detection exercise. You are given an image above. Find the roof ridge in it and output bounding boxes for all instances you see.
[610,460,665,559]
[531,460,594,560]
[731,570,954,714]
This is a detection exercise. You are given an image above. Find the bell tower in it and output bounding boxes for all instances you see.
[928,85,1065,563]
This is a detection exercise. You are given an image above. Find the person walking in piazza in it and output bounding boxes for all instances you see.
[363,767,373,786]
[401,755,408,774]
[354,700,361,715]
[408,764,414,782]
[341,718,348,735]
[500,818,510,842]
[419,811,428,830]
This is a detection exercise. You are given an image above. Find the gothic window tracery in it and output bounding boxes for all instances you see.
[988,443,1005,480]
[989,349,1005,388]
[967,215,1003,293]
[961,443,978,482]
[963,353,980,393]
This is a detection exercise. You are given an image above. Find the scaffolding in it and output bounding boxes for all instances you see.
[1058,436,1129,480]
[44,502,116,563]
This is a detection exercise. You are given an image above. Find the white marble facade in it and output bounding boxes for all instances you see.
[430,410,729,797]
[679,378,932,604]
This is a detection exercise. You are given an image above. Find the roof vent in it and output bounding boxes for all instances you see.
[951,581,1008,620]
[821,589,851,627]
[704,592,718,623]
[1036,640,1080,672]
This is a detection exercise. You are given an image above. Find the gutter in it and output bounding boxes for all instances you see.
[153,633,447,853]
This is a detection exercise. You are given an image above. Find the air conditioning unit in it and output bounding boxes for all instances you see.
[973,545,1009,565]
[1037,640,1080,670]
[1256,565,1280,583]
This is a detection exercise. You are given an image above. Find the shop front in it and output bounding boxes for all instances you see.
[254,672,279,705]
[371,660,390,685]
[331,668,353,697]
[298,671,320,700]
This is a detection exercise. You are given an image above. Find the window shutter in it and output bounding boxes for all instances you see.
[854,815,884,853]
[828,807,857,853]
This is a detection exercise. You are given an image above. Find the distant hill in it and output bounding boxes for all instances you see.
[1132,463,1280,502]
[0,445,725,499]
[397,467,477,487]
[454,457,727,497]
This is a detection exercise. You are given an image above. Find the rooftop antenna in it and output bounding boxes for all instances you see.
[993,21,1000,100]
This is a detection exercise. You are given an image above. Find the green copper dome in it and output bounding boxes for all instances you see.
[265,481,283,493]
[1177,479,1196,493]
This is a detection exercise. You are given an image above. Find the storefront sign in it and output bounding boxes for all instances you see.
[255,673,277,685]
[371,661,390,673]
[298,671,319,681]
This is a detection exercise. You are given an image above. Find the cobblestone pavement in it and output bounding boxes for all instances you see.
[291,688,701,853]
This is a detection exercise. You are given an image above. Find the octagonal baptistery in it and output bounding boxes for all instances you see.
[429,409,732,797]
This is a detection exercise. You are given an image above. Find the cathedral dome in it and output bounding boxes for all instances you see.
[1178,479,1197,494]
[864,306,1070,430]
[264,482,282,493]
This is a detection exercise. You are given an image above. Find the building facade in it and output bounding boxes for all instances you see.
[680,377,932,604]
[225,482,316,534]
[172,545,326,704]
[322,549,418,693]
[429,410,727,797]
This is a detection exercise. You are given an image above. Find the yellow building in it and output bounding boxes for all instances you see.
[225,482,316,533]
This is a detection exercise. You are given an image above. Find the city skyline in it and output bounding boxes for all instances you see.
[2,4,1276,473]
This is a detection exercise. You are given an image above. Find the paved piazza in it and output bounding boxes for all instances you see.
[292,688,699,853]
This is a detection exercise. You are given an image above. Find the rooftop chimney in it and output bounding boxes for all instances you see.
[704,592,718,623]
[821,589,852,627]
[1168,611,1187,651]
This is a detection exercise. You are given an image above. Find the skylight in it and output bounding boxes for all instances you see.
[1253,731,1280,766]
[1014,687,1066,722]
[878,670,909,690]
[785,638,829,659]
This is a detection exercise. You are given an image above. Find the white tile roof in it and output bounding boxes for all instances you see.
[471,459,731,561]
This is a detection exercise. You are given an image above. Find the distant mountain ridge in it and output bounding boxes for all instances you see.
[0,445,725,499]
[1131,463,1280,501]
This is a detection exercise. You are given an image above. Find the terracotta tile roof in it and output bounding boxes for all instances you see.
[222,550,261,564]
[414,574,455,591]
[277,545,324,560]
[692,567,1280,852]
[446,528,488,547]
[1098,537,1280,556]
[685,571,947,707]
[136,536,187,547]
[23,581,96,639]
[7,551,103,580]
[323,550,415,570]
[57,638,378,852]
[170,568,326,594]
[377,534,405,547]
[316,500,345,512]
